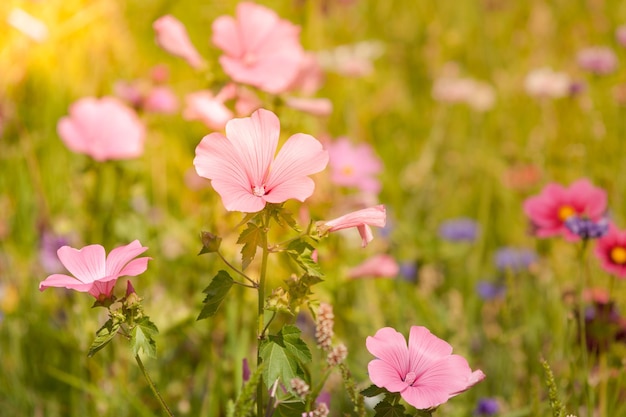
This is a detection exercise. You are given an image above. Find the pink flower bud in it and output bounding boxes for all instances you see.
[153,15,205,69]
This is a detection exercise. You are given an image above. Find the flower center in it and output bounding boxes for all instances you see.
[610,247,626,265]
[252,185,266,197]
[403,371,417,386]
[341,165,355,176]
[243,52,257,67]
[558,205,576,221]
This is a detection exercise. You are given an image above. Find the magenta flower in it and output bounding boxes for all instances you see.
[327,137,382,193]
[194,108,328,213]
[317,205,386,247]
[523,179,607,241]
[153,15,205,69]
[39,240,150,300]
[366,326,485,410]
[595,225,626,278]
[347,254,399,279]
[212,2,305,94]
[57,97,146,161]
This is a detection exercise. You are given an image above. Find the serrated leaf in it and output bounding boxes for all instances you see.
[374,400,408,417]
[197,270,234,320]
[237,223,262,270]
[287,239,324,278]
[260,325,311,389]
[360,384,388,397]
[131,317,158,358]
[268,204,300,232]
[88,319,121,357]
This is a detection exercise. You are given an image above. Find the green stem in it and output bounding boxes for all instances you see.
[576,240,594,416]
[134,354,174,417]
[217,250,258,287]
[257,210,271,417]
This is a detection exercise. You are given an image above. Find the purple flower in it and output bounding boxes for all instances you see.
[438,218,480,242]
[399,261,418,282]
[494,247,537,272]
[577,46,618,75]
[564,216,609,240]
[39,231,70,274]
[474,397,499,416]
[476,280,506,300]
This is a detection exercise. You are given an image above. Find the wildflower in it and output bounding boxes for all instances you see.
[577,47,618,75]
[290,377,310,398]
[523,178,607,241]
[438,218,480,242]
[287,52,325,95]
[39,240,150,300]
[153,15,205,69]
[617,25,626,48]
[399,261,418,282]
[432,75,496,111]
[366,326,485,410]
[143,86,178,114]
[212,2,305,94]
[315,303,334,351]
[317,205,386,248]
[317,40,385,77]
[494,247,537,272]
[578,288,626,354]
[284,97,333,117]
[302,402,329,417]
[57,97,146,161]
[326,137,383,194]
[474,397,499,416]
[194,108,328,213]
[476,280,506,300]
[327,343,348,366]
[595,225,626,278]
[347,254,399,279]
[524,67,571,99]
[183,89,234,130]
[564,216,609,240]
[39,231,70,274]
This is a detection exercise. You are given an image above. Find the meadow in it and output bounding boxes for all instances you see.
[2,0,626,416]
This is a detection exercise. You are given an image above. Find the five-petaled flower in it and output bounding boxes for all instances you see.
[366,326,485,410]
[595,224,626,278]
[317,205,386,247]
[39,240,151,300]
[194,108,328,213]
[523,178,607,241]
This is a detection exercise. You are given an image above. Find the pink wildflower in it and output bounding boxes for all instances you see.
[577,46,618,75]
[523,179,607,241]
[194,108,328,213]
[284,97,333,116]
[212,2,305,94]
[318,205,386,247]
[153,15,205,69]
[524,67,571,99]
[57,97,145,161]
[347,254,399,279]
[327,137,382,193]
[143,86,179,114]
[183,90,234,130]
[39,240,150,300]
[595,225,626,278]
[366,326,485,410]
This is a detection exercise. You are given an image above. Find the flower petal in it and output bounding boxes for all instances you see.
[367,359,409,393]
[57,244,106,283]
[407,326,453,376]
[39,273,93,292]
[105,240,149,276]
[366,327,410,376]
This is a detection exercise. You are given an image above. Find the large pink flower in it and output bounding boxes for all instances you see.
[317,205,386,247]
[327,137,383,193]
[595,225,626,278]
[57,97,146,161]
[153,15,205,69]
[194,108,328,213]
[523,178,607,241]
[39,240,150,300]
[212,2,305,94]
[367,326,485,410]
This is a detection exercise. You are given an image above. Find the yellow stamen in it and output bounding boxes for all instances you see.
[558,205,576,221]
[610,247,626,265]
[341,166,354,176]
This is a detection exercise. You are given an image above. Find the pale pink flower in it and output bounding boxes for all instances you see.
[348,254,399,279]
[288,52,325,95]
[317,205,386,247]
[432,76,495,111]
[523,178,607,241]
[153,15,205,69]
[317,41,385,77]
[57,97,146,161]
[39,240,150,300]
[366,326,485,410]
[194,108,328,213]
[617,25,626,48]
[595,225,626,278]
[234,86,263,116]
[577,46,618,75]
[143,86,179,114]
[524,67,571,99]
[183,90,234,130]
[284,97,333,116]
[327,137,382,193]
[212,2,305,94]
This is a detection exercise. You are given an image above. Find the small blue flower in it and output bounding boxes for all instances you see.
[399,261,418,282]
[494,247,537,272]
[474,397,499,416]
[438,218,480,242]
[476,280,506,300]
[564,216,609,240]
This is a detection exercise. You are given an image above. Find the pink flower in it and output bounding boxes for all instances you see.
[617,25,626,48]
[327,137,382,193]
[183,89,234,130]
[523,179,607,241]
[577,47,618,75]
[366,326,485,410]
[39,240,150,300]
[595,225,626,278]
[212,2,305,94]
[57,97,146,161]
[143,86,179,114]
[194,108,328,213]
[524,67,571,99]
[153,15,205,69]
[317,205,386,248]
[348,254,399,279]
[284,97,333,116]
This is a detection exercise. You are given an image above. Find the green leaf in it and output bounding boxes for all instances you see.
[267,204,300,232]
[197,270,234,320]
[198,231,222,255]
[87,318,121,357]
[260,325,312,389]
[237,222,262,270]
[373,400,409,417]
[272,400,306,417]
[286,239,324,278]
[130,317,158,358]
[360,384,387,397]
